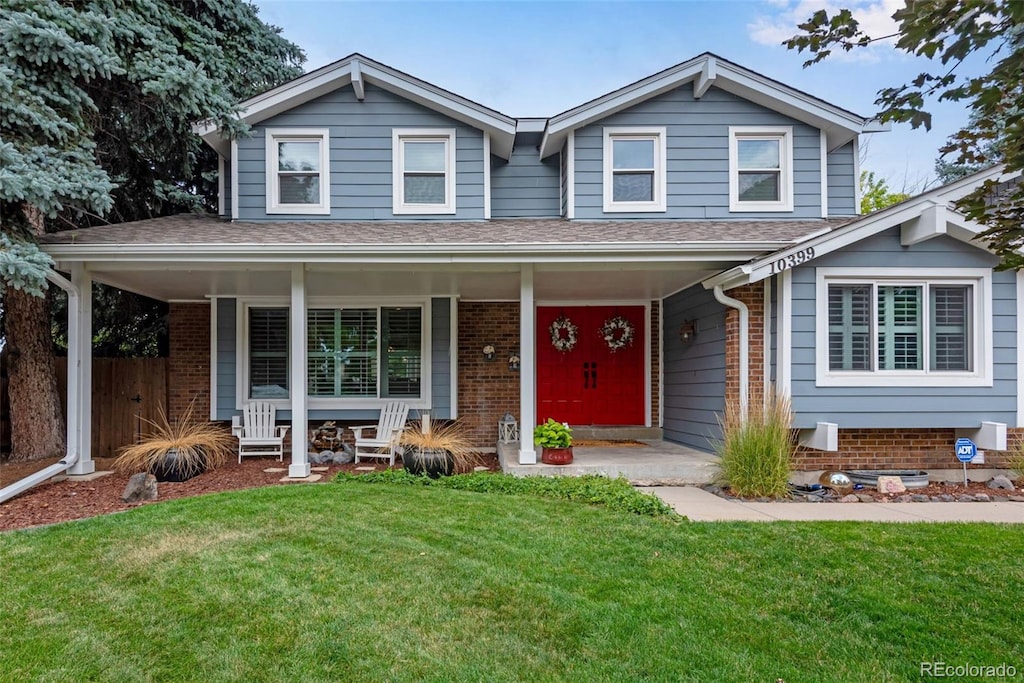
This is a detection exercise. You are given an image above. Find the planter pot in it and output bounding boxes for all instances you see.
[541,446,573,465]
[403,447,455,478]
[150,448,205,483]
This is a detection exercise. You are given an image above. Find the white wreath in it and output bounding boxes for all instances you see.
[601,315,635,352]
[549,315,578,352]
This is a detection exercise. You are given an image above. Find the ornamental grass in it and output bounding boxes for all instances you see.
[398,418,483,473]
[715,391,795,499]
[115,401,236,478]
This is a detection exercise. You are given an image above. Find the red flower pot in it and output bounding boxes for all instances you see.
[541,446,573,465]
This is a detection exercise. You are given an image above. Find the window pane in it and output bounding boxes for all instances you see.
[404,175,446,204]
[249,308,288,398]
[278,141,320,172]
[612,138,654,169]
[737,138,780,169]
[382,308,422,398]
[737,172,780,202]
[279,175,320,204]
[878,286,922,370]
[403,141,446,173]
[828,285,871,370]
[931,285,971,371]
[306,309,377,397]
[612,172,654,202]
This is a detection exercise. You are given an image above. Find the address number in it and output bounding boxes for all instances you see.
[768,246,815,275]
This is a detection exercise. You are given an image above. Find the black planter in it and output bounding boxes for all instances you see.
[403,447,455,478]
[150,449,205,483]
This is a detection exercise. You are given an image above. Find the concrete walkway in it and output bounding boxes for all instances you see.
[640,486,1024,523]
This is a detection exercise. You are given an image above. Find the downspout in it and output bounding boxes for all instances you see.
[713,285,749,418]
[0,269,81,504]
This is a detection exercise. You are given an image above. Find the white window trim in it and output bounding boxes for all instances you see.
[729,126,794,213]
[265,128,331,215]
[392,128,457,215]
[602,126,667,213]
[814,267,992,387]
[237,296,433,410]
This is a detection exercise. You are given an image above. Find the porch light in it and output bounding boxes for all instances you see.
[680,320,697,343]
[483,344,496,361]
[508,353,520,371]
[498,412,519,444]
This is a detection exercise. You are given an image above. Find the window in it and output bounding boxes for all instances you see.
[603,127,666,212]
[392,129,456,214]
[816,268,991,387]
[265,128,330,214]
[729,126,793,212]
[244,303,425,404]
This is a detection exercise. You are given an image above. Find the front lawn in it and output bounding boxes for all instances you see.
[2,484,1021,681]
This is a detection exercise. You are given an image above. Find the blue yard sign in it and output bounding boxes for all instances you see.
[955,438,977,463]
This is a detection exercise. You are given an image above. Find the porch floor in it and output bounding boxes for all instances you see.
[497,439,720,485]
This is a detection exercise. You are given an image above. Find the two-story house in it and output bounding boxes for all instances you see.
[42,53,1020,478]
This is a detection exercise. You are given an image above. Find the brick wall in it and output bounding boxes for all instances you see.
[168,303,211,421]
[793,428,1014,471]
[723,282,765,410]
[457,302,520,446]
[650,301,660,426]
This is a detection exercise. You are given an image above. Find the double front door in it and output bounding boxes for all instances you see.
[536,305,645,426]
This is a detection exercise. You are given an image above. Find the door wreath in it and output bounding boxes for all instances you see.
[600,315,635,352]
[549,315,578,352]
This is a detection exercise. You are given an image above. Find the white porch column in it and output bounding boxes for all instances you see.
[288,265,310,478]
[68,264,94,475]
[518,264,537,464]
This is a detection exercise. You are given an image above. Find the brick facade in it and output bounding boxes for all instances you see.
[168,303,211,421]
[457,302,521,446]
[649,301,660,426]
[723,282,765,410]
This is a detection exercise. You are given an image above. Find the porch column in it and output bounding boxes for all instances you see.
[288,265,310,478]
[518,264,536,464]
[68,263,94,475]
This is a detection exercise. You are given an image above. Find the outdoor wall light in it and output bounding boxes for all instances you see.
[483,344,496,361]
[679,320,698,343]
[508,353,521,371]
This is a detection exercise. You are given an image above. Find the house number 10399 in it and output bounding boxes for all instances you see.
[768,246,815,274]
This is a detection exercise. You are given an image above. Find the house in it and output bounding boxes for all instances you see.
[40,52,1020,479]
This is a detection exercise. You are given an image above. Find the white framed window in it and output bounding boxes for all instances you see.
[239,299,430,408]
[265,128,331,214]
[729,126,793,212]
[392,128,456,215]
[815,268,992,387]
[603,127,667,212]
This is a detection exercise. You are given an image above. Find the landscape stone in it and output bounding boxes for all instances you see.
[841,494,860,503]
[942,481,961,488]
[938,494,955,502]
[911,494,929,502]
[121,473,157,503]
[974,493,991,502]
[876,476,906,494]
[332,451,354,465]
[897,494,913,503]
[958,494,976,502]
[1009,495,1024,502]
[804,494,823,503]
[856,494,875,503]
[987,475,1015,491]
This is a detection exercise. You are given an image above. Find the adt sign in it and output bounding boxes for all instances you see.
[955,438,977,463]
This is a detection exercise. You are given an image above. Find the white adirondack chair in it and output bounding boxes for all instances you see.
[352,401,410,466]
[232,402,290,463]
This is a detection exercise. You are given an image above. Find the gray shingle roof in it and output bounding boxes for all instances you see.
[40,214,854,247]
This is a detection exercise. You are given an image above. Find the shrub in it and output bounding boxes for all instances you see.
[1007,439,1024,481]
[336,470,679,519]
[715,392,794,499]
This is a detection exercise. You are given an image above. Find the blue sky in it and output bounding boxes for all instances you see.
[252,0,978,193]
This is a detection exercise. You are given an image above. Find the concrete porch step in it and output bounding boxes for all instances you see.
[570,426,664,441]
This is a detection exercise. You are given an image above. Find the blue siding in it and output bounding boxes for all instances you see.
[490,141,560,218]
[222,161,232,218]
[573,86,824,219]
[826,141,856,216]
[236,83,485,221]
[790,228,1017,428]
[662,285,727,452]
[430,297,452,419]
[559,140,568,217]
[215,298,237,420]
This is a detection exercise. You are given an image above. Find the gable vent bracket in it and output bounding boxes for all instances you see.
[694,57,717,99]
[351,59,365,101]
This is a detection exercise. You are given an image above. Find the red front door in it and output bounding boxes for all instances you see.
[536,306,645,426]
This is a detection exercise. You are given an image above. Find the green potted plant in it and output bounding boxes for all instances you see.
[115,403,236,482]
[399,417,481,478]
[535,418,573,465]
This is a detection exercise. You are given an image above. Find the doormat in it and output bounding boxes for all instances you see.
[572,439,648,448]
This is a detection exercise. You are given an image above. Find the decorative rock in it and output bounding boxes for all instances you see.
[332,451,354,465]
[1009,495,1024,503]
[121,473,157,503]
[911,494,929,503]
[704,485,723,496]
[938,493,955,502]
[341,443,356,456]
[987,475,1015,491]
[942,481,961,488]
[897,494,913,503]
[856,494,875,503]
[958,494,976,502]
[876,476,906,495]
[804,494,823,503]
[974,493,991,502]
[992,496,1008,503]
[841,494,860,503]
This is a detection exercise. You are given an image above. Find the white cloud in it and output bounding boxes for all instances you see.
[748,0,902,63]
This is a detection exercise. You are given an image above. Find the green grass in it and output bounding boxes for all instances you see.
[2,485,1022,682]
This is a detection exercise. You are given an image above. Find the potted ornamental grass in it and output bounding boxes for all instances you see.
[535,418,573,465]
[399,417,482,478]
[115,403,236,482]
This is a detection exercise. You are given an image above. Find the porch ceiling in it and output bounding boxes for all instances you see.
[81,262,725,302]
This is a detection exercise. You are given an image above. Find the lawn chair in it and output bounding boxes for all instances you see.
[352,401,410,466]
[233,402,290,463]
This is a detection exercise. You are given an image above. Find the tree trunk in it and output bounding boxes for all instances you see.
[3,284,66,461]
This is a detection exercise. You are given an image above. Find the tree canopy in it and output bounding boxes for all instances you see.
[785,0,1024,269]
[860,170,911,214]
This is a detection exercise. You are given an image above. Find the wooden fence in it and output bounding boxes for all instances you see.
[1,357,168,459]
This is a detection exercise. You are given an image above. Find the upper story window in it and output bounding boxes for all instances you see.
[265,128,331,214]
[392,128,456,214]
[603,127,667,212]
[729,126,793,212]
[815,268,992,387]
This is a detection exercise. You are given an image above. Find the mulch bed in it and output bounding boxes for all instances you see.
[715,479,1020,503]
[0,453,499,532]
